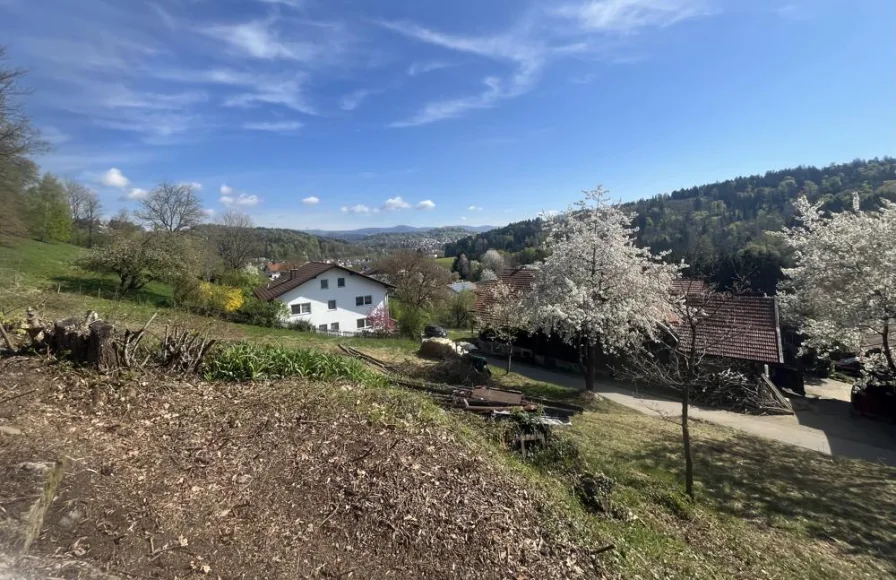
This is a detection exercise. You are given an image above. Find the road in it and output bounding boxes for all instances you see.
[498,358,896,466]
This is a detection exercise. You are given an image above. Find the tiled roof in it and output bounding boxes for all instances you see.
[254,262,394,301]
[672,294,783,364]
[671,278,708,296]
[265,262,294,273]
[473,267,539,324]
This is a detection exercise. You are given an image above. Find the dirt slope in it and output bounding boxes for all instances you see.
[0,357,605,579]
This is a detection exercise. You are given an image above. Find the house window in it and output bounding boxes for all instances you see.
[320,279,328,289]
[355,296,364,306]
[328,299,337,310]
[330,322,339,331]
[357,318,368,329]
[337,277,345,287]
[364,295,372,305]
[318,324,327,332]
[291,303,311,315]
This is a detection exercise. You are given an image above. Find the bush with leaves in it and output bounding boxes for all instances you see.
[229,296,287,327]
[79,232,196,294]
[398,305,427,340]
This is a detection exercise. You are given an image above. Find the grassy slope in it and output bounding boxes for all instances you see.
[1,237,894,578]
[435,256,454,269]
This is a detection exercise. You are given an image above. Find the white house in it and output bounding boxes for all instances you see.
[254,262,393,334]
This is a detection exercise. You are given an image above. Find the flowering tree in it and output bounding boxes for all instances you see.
[529,187,682,391]
[779,195,896,378]
[477,280,529,374]
[366,304,396,335]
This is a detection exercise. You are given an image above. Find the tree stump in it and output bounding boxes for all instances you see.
[86,322,120,371]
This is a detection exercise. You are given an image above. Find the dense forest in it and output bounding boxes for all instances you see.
[444,158,896,295]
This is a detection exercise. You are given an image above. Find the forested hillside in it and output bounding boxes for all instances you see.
[445,158,896,294]
[193,224,367,262]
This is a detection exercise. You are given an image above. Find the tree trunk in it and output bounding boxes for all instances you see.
[682,383,694,499]
[505,340,513,375]
[582,343,597,392]
[882,319,896,376]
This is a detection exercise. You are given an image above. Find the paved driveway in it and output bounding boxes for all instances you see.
[498,358,896,466]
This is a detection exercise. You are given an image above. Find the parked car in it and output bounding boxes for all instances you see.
[423,324,448,339]
[851,381,896,422]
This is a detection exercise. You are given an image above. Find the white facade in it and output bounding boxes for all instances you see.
[276,271,389,334]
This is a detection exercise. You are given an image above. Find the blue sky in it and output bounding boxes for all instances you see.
[3,0,894,230]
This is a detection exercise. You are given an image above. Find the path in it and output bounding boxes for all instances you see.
[499,358,896,466]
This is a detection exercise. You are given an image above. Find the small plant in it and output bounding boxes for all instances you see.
[286,319,313,332]
[203,342,388,387]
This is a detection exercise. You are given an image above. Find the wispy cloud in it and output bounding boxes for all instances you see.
[181,181,203,191]
[40,126,71,145]
[302,196,320,205]
[467,205,483,212]
[220,184,234,195]
[383,1,710,126]
[243,120,304,132]
[340,89,370,111]
[224,77,316,115]
[407,61,451,76]
[99,168,130,188]
[552,0,710,32]
[200,20,316,61]
[416,200,436,210]
[341,204,371,214]
[383,196,411,210]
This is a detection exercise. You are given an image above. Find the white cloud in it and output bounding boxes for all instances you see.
[121,187,148,201]
[383,196,411,211]
[340,89,370,111]
[220,184,233,195]
[200,20,315,61]
[460,216,468,221]
[407,61,451,76]
[181,181,202,190]
[202,208,216,217]
[468,205,483,212]
[243,120,303,132]
[341,204,371,214]
[416,200,436,210]
[302,196,320,205]
[99,168,130,188]
[220,193,261,207]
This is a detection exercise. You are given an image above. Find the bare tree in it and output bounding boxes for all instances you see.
[621,280,742,499]
[216,210,258,270]
[0,47,47,166]
[374,249,452,311]
[476,280,529,374]
[64,179,101,246]
[135,181,204,232]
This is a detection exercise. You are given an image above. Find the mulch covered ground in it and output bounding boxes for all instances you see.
[0,357,607,579]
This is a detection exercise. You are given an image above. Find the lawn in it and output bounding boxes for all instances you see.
[435,256,454,269]
[2,237,895,578]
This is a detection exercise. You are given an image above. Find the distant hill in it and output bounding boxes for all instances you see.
[445,157,896,295]
[194,224,369,262]
[304,225,495,241]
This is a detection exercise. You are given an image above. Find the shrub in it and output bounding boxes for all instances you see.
[398,306,427,340]
[203,343,388,386]
[230,297,287,327]
[286,319,313,332]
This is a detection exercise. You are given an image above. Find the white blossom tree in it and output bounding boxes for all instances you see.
[529,187,682,391]
[779,194,896,378]
[477,280,529,374]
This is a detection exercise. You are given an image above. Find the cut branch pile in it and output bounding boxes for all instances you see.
[159,326,216,375]
[4,309,216,374]
[338,345,583,423]
[692,368,793,415]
